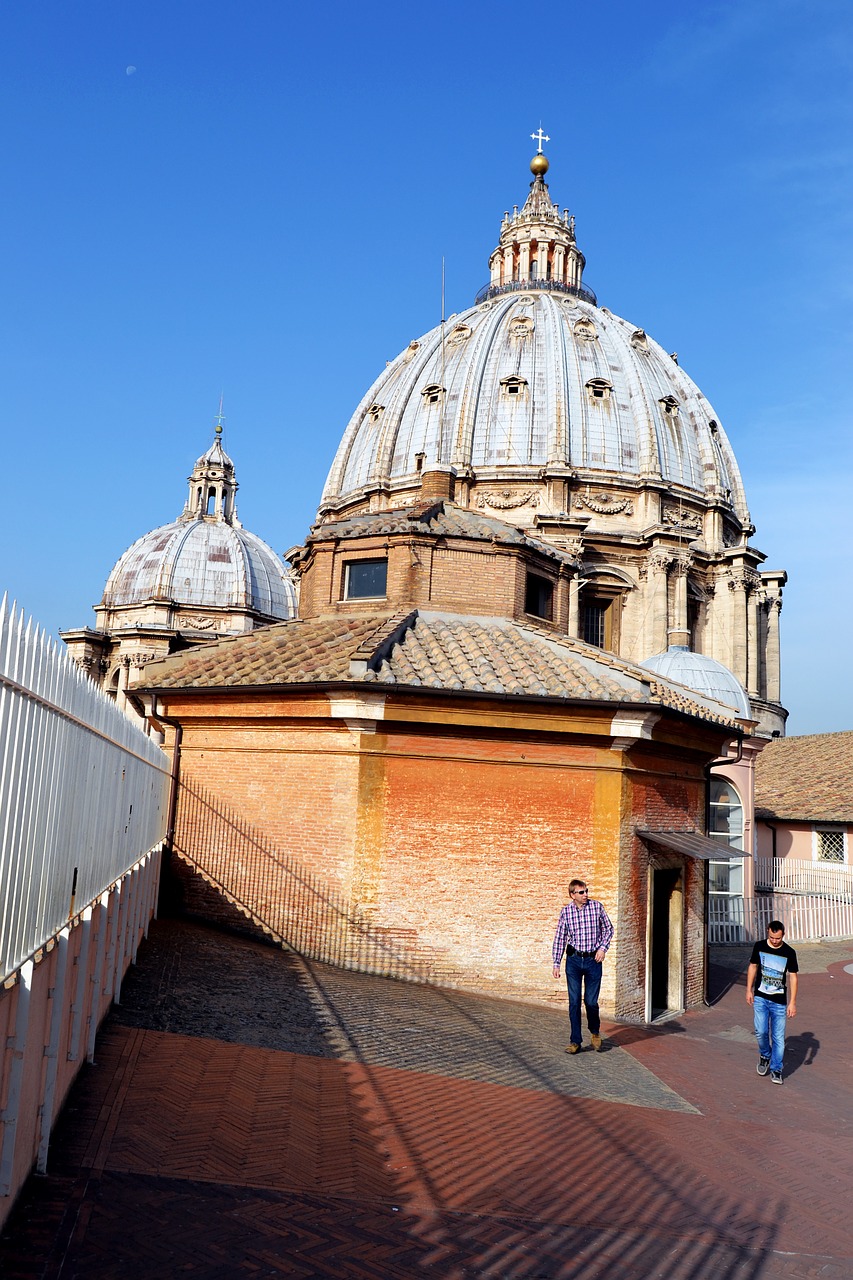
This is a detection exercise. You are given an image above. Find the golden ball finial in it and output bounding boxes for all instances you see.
[530,152,549,177]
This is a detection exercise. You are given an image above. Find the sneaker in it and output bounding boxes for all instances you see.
[564,1043,581,1055]
[770,1070,783,1085]
[591,1034,603,1052]
[756,1056,770,1076]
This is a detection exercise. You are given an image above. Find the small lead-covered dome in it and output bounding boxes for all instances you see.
[103,428,297,621]
[640,647,752,719]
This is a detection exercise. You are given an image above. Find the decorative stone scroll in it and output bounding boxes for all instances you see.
[573,491,634,516]
[647,550,675,574]
[476,489,539,511]
[662,505,702,532]
[182,616,217,630]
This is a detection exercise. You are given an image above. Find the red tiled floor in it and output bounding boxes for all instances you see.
[1,924,851,1279]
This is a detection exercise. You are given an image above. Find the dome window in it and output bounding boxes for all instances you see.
[525,572,554,621]
[631,329,649,352]
[500,376,528,398]
[367,403,384,423]
[421,383,445,405]
[574,318,597,341]
[448,324,472,346]
[343,558,388,601]
[510,314,535,338]
[586,378,612,403]
[659,395,680,417]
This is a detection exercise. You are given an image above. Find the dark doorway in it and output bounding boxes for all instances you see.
[650,867,683,1018]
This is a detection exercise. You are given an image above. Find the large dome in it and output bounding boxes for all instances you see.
[321,150,748,532]
[322,293,747,518]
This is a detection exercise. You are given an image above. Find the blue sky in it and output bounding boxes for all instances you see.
[1,0,851,734]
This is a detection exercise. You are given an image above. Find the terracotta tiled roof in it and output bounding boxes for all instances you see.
[307,502,577,564]
[138,609,740,728]
[755,731,853,823]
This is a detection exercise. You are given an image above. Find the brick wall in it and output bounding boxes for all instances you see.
[164,686,727,1019]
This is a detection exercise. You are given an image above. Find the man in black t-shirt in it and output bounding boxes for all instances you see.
[746,920,799,1084]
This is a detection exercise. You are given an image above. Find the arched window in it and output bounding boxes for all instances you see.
[708,776,744,896]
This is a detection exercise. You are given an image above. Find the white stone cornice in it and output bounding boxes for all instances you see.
[328,691,387,733]
[609,710,661,751]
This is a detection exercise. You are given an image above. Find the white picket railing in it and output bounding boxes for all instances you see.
[755,857,853,900]
[0,597,170,981]
[709,889,853,944]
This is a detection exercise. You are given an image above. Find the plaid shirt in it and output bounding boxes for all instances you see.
[552,899,614,966]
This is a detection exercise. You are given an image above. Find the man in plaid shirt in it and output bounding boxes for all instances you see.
[552,879,614,1054]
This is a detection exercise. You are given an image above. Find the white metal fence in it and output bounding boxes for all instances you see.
[0,597,170,981]
[755,857,853,900]
[709,886,853,945]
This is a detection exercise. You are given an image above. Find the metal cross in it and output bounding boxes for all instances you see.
[214,393,225,436]
[530,128,550,153]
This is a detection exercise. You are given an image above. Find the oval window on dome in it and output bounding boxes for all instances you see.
[631,329,649,353]
[574,318,597,341]
[659,395,680,417]
[448,323,472,346]
[510,314,535,338]
[421,383,445,405]
[586,377,612,404]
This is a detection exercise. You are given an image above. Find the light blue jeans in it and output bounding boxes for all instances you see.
[753,995,787,1073]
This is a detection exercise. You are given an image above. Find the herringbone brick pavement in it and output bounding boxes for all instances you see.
[1,920,851,1279]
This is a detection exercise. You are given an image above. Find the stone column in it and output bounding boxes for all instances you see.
[727,571,749,686]
[568,572,581,638]
[647,550,672,656]
[746,573,761,696]
[667,551,692,649]
[503,245,514,283]
[765,597,783,704]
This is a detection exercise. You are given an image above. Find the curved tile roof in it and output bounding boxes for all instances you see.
[138,608,740,728]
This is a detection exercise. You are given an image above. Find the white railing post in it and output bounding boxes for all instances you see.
[0,959,33,1196]
[37,930,70,1173]
[67,907,93,1063]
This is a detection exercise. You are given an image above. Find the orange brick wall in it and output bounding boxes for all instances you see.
[165,683,728,1019]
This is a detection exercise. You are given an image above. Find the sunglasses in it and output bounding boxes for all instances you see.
[572,889,589,895]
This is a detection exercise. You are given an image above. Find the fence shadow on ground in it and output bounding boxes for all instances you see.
[167,775,783,1279]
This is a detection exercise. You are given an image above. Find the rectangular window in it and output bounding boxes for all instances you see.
[816,829,845,863]
[344,558,387,600]
[524,572,554,621]
[582,600,608,648]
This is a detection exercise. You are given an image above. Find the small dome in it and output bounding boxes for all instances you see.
[102,425,297,622]
[640,648,751,718]
[103,520,297,619]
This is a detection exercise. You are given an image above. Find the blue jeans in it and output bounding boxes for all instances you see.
[565,953,602,1046]
[753,995,787,1073]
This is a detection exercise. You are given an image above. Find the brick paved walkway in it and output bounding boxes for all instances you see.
[2,919,852,1279]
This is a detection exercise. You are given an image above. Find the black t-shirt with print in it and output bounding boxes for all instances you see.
[749,939,799,1004]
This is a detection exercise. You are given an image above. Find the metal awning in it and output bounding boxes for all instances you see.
[636,829,743,861]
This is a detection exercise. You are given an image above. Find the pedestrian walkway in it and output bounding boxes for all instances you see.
[2,919,852,1279]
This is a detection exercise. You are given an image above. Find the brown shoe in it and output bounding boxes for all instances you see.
[565,1043,581,1054]
[590,1034,603,1052]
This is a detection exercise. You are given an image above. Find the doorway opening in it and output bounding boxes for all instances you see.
[649,866,684,1019]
